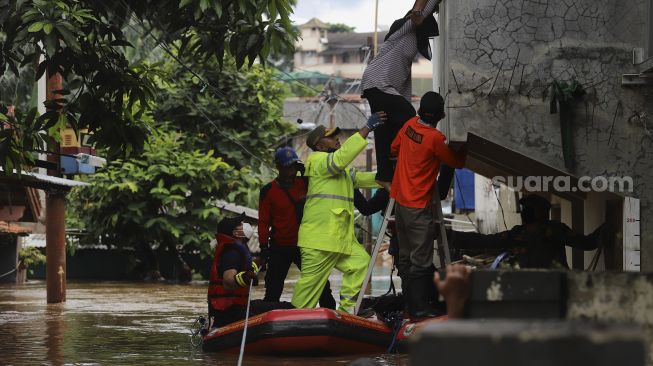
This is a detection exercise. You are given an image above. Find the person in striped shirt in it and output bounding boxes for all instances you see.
[361,0,441,190]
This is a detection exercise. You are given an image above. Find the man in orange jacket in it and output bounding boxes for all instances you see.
[390,91,466,320]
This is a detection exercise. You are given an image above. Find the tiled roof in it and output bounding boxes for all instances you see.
[0,221,32,235]
[299,18,329,29]
[325,31,388,48]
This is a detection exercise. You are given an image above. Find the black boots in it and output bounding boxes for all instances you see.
[400,276,411,315]
[407,275,440,320]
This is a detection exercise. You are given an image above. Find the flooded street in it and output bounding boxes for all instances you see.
[0,266,408,365]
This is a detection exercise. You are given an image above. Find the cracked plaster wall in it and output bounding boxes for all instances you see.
[444,0,653,269]
[568,272,653,364]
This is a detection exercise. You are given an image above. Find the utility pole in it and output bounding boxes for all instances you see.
[45,71,66,304]
[373,0,379,56]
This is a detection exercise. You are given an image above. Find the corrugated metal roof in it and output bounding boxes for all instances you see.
[0,168,89,188]
[325,32,388,48]
[215,200,258,221]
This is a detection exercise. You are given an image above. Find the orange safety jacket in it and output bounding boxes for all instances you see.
[207,233,252,311]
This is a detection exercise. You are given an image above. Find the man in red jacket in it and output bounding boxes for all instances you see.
[390,91,466,320]
[258,147,336,308]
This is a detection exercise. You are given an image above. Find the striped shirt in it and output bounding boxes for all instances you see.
[361,0,439,101]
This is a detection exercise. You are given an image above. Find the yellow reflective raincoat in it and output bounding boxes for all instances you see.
[297,132,380,254]
[292,132,380,311]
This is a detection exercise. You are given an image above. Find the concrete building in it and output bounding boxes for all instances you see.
[434,0,652,271]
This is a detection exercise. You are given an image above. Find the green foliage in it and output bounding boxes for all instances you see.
[0,0,298,172]
[67,128,247,256]
[550,80,585,107]
[0,106,50,173]
[327,23,355,33]
[19,246,46,270]
[153,55,296,174]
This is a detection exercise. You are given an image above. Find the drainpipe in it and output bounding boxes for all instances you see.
[46,71,66,303]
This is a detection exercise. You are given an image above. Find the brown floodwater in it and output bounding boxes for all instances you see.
[0,266,408,365]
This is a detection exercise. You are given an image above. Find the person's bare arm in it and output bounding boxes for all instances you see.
[410,0,429,24]
[222,269,238,292]
[359,126,371,139]
[434,264,471,318]
[413,0,428,9]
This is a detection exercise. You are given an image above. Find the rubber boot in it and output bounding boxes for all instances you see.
[426,266,447,315]
[400,276,412,317]
[409,275,440,321]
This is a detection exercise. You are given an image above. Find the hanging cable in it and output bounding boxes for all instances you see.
[109,3,276,169]
[492,182,509,230]
[0,268,17,279]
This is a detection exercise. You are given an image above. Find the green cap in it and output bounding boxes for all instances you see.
[306,125,341,150]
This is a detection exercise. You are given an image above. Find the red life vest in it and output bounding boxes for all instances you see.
[207,233,252,311]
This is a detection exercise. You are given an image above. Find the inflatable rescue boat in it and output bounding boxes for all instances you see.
[202,308,447,355]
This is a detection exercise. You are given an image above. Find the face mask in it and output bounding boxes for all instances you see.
[242,223,254,239]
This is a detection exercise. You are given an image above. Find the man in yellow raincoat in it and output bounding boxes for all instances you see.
[291,112,386,312]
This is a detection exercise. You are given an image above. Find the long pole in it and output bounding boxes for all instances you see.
[237,281,254,366]
[373,0,379,56]
[45,72,66,304]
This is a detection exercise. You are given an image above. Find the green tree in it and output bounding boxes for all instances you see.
[153,54,295,175]
[327,23,355,33]
[67,128,250,278]
[0,0,297,171]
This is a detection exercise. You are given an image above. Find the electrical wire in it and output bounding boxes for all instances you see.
[492,182,509,230]
[110,2,277,169]
[111,0,373,171]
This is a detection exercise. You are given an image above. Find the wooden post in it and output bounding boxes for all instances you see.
[45,72,66,303]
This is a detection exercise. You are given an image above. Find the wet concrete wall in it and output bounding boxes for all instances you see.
[443,0,653,269]
[462,270,653,364]
[568,272,653,364]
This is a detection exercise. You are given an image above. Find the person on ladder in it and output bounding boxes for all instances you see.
[361,0,442,191]
[390,91,466,320]
[208,214,294,329]
[291,112,386,314]
[258,147,337,309]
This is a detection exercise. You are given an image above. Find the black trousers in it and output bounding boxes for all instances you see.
[263,246,336,309]
[210,300,295,328]
[363,87,417,182]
